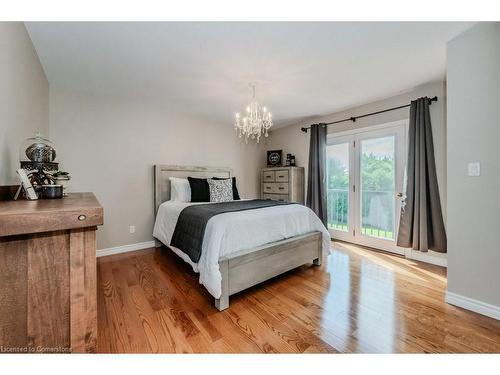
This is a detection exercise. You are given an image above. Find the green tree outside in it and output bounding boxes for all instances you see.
[327,153,395,237]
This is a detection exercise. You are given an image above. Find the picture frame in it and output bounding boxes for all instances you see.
[16,169,38,200]
[267,150,282,167]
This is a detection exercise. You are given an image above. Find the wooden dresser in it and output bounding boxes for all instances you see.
[0,193,103,353]
[261,166,305,203]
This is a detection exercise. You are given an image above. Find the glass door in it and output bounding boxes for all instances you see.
[327,122,406,254]
[326,137,354,242]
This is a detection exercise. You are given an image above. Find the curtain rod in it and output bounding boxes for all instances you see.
[300,96,438,133]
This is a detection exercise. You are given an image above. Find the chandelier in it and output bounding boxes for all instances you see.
[234,84,273,143]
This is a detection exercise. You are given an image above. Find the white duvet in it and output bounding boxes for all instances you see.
[153,200,330,299]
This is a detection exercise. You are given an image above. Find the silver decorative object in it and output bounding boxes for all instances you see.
[25,142,56,163]
[19,133,60,193]
[20,133,57,163]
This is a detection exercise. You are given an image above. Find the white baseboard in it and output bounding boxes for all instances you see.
[445,291,500,321]
[96,240,156,258]
[405,249,447,267]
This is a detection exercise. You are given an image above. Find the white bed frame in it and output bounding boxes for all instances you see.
[154,164,323,311]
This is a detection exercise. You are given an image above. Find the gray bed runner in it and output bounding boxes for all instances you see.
[170,199,295,263]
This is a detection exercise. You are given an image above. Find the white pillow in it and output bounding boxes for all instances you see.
[169,177,191,202]
[207,178,233,202]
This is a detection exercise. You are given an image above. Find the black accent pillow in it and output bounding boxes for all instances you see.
[213,177,240,200]
[188,177,210,202]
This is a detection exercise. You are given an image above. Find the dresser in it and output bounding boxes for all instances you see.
[261,166,305,203]
[0,193,103,353]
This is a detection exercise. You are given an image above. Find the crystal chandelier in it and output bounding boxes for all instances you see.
[234,84,273,143]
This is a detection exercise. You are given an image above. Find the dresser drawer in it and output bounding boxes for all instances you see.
[275,170,289,182]
[263,193,289,202]
[263,183,275,193]
[275,182,289,194]
[263,171,275,182]
[263,183,289,194]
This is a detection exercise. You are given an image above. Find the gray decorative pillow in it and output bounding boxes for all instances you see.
[207,178,233,202]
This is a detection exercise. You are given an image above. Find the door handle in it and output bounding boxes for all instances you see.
[396,192,403,197]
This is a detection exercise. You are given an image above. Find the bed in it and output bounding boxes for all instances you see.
[153,165,330,311]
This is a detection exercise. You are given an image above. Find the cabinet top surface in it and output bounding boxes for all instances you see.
[0,192,102,216]
[262,166,304,171]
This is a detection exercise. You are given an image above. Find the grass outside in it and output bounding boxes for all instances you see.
[328,222,394,240]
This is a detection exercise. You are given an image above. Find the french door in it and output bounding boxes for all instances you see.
[326,121,407,254]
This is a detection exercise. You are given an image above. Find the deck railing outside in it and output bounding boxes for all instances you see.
[327,188,395,239]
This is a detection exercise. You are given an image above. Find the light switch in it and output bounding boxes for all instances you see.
[467,162,481,177]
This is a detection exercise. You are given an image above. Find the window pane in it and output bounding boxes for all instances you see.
[360,136,395,240]
[327,143,349,231]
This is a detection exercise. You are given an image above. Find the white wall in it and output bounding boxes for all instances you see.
[446,23,500,312]
[50,89,264,250]
[263,81,447,257]
[0,22,49,185]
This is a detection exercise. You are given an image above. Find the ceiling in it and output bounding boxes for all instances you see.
[26,22,473,128]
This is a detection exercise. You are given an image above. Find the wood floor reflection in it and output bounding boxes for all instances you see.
[97,241,500,353]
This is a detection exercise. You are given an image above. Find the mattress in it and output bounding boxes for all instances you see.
[153,200,330,299]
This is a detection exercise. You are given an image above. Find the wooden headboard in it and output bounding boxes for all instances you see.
[154,165,233,216]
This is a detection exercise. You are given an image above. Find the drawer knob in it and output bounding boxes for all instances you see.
[78,214,87,221]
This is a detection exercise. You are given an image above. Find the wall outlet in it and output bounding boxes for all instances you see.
[467,162,481,177]
[129,225,135,234]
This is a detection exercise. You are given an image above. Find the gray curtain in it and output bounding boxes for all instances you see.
[397,97,447,252]
[306,123,327,226]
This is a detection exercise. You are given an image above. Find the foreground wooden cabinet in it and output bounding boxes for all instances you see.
[0,193,103,353]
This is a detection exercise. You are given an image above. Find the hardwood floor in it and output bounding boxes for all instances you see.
[97,242,500,353]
